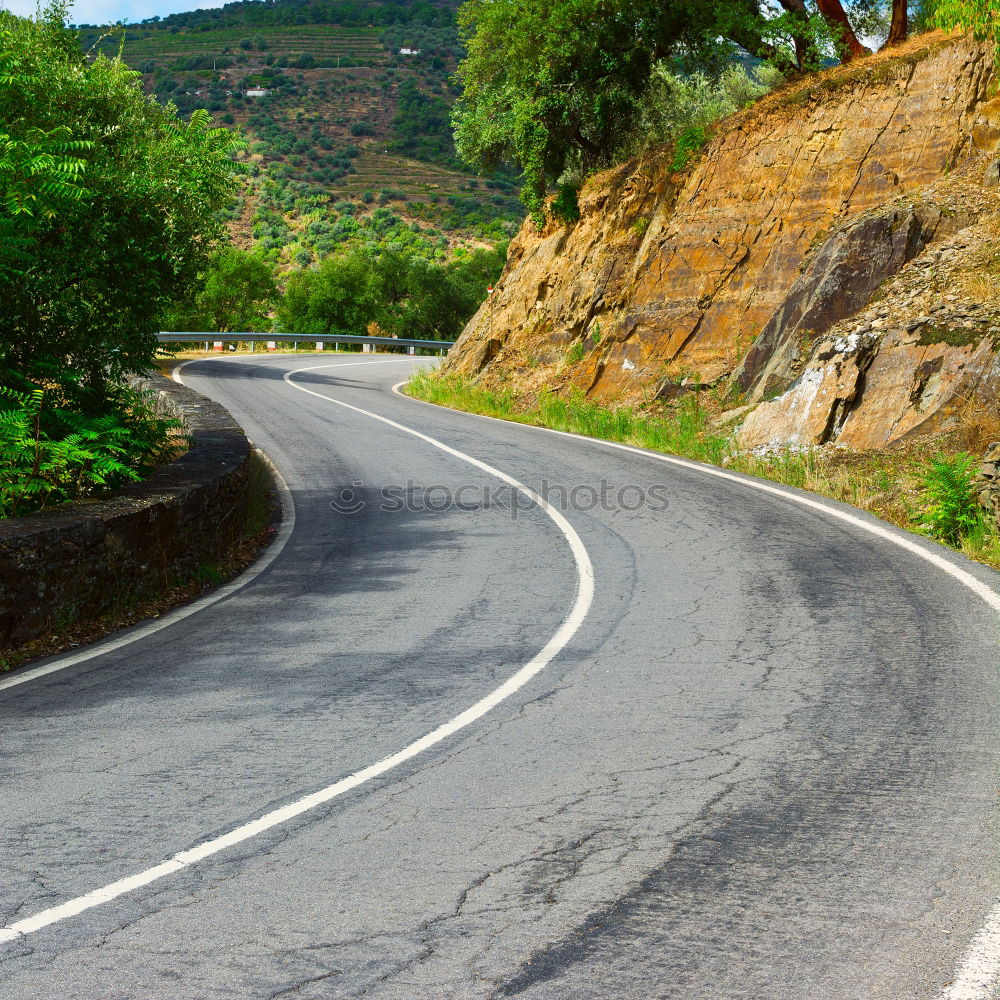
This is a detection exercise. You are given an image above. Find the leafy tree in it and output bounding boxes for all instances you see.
[453,0,912,225]
[164,248,278,332]
[277,248,380,336]
[0,2,243,399]
[277,244,506,341]
[933,0,1000,56]
[453,0,731,225]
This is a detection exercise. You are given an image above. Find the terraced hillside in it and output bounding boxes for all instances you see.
[78,0,522,267]
[111,24,386,68]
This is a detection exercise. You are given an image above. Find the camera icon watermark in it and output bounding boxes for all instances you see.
[329,479,670,518]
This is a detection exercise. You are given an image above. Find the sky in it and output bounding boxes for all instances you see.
[2,0,224,27]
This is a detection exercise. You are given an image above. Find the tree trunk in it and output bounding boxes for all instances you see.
[815,0,868,61]
[887,0,908,46]
[778,0,810,71]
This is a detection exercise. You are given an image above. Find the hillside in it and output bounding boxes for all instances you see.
[445,31,1000,453]
[78,0,522,266]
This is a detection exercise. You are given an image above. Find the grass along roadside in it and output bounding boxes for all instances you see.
[404,369,1000,573]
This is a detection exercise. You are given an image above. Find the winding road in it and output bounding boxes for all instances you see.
[1,354,998,1000]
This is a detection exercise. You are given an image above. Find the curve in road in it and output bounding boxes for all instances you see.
[0,354,997,1000]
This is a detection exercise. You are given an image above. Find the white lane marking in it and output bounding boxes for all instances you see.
[392,379,1000,999]
[941,922,1000,1000]
[0,360,594,945]
[391,381,1000,613]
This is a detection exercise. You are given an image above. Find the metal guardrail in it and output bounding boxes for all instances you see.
[157,332,454,353]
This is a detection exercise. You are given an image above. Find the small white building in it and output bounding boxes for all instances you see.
[398,47,420,55]
[246,88,269,97]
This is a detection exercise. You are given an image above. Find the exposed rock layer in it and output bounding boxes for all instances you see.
[446,33,1000,451]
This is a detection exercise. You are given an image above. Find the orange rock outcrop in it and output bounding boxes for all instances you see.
[446,32,1000,450]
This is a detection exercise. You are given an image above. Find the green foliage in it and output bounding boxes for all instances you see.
[279,247,382,336]
[550,183,581,225]
[454,0,675,224]
[277,243,505,340]
[757,6,851,72]
[0,380,179,518]
[933,0,1000,58]
[0,122,91,267]
[164,248,278,332]
[670,126,708,172]
[628,63,780,165]
[0,2,244,394]
[390,78,461,168]
[917,452,985,545]
[564,340,586,365]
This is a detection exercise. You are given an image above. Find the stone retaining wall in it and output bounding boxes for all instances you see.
[0,375,262,652]
[975,442,1000,519]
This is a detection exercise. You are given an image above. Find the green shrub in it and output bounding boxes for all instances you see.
[627,64,781,168]
[917,453,984,545]
[670,126,707,172]
[551,183,581,225]
[0,383,178,518]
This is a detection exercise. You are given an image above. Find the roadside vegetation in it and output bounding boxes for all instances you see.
[0,2,239,517]
[406,371,1000,571]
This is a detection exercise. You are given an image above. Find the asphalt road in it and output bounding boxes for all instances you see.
[1,353,998,1000]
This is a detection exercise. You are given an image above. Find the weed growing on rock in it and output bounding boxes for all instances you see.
[916,452,985,545]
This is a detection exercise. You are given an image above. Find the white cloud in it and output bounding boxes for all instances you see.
[2,0,226,27]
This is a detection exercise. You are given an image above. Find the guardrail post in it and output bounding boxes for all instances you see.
[316,342,324,352]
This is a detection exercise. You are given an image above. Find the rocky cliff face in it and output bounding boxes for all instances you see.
[446,33,1000,451]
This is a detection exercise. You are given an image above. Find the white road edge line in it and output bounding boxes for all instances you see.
[0,362,299,695]
[391,378,1000,1000]
[0,358,594,946]
[0,356,399,694]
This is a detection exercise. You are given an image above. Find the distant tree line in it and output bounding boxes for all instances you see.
[166,243,506,342]
[76,0,460,33]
